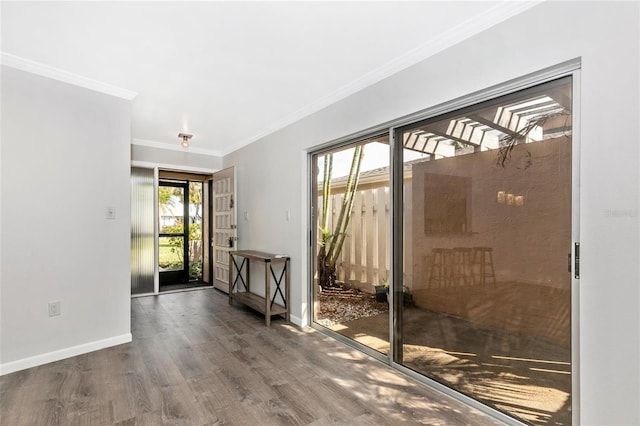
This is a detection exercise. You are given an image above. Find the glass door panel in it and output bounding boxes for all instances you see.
[159,182,188,285]
[158,236,185,271]
[312,135,391,354]
[398,77,573,425]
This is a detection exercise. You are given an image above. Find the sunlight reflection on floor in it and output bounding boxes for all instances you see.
[323,307,572,425]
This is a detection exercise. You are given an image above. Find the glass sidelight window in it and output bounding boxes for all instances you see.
[131,167,155,295]
[311,74,575,425]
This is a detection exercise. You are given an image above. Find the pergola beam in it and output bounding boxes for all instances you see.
[468,105,527,138]
[425,119,498,148]
[403,131,454,157]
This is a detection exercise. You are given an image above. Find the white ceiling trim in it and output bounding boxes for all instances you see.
[132,138,223,158]
[219,0,544,157]
[0,52,138,100]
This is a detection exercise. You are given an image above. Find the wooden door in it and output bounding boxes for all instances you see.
[211,167,236,293]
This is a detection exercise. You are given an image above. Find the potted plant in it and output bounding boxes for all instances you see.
[374,279,389,302]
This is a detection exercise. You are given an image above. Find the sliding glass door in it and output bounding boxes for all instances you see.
[311,134,393,355]
[395,76,573,425]
[311,74,575,425]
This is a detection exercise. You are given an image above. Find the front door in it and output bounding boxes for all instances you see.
[159,180,189,286]
[211,167,237,293]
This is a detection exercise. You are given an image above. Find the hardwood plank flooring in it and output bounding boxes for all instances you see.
[1,289,502,425]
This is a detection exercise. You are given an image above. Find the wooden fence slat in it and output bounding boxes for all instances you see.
[404,183,413,287]
[365,189,375,285]
[376,187,388,284]
[371,190,379,285]
[353,192,363,282]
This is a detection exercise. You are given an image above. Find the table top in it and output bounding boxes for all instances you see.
[230,250,289,262]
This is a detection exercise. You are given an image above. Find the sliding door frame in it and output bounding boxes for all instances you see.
[388,61,581,426]
[307,130,393,364]
[308,59,581,426]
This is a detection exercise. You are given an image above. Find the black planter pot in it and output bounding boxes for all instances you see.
[374,285,388,302]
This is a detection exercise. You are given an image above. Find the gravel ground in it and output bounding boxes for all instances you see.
[316,285,388,327]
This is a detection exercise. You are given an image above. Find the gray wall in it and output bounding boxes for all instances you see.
[223,2,639,424]
[1,66,132,372]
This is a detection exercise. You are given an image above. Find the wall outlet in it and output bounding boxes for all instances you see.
[48,301,60,317]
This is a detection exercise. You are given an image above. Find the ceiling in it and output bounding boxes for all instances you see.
[1,1,541,157]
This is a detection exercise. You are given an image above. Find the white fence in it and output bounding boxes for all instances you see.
[320,183,413,292]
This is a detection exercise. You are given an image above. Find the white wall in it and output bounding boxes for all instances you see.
[0,66,132,373]
[223,2,639,424]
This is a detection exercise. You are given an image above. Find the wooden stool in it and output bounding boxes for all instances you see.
[428,248,452,288]
[452,247,474,286]
[472,247,496,286]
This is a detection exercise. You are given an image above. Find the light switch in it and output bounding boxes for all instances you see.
[106,207,116,219]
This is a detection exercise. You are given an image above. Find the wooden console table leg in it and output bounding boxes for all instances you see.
[285,258,290,323]
[246,258,251,293]
[265,260,271,326]
[228,252,233,305]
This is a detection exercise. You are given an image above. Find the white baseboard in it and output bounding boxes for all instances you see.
[289,314,307,328]
[0,333,132,376]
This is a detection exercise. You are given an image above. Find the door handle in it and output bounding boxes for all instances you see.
[574,242,580,279]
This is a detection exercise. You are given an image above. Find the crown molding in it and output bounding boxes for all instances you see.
[220,0,544,157]
[132,138,223,157]
[0,52,138,100]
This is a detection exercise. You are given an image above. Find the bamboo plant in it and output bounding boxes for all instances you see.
[317,145,364,288]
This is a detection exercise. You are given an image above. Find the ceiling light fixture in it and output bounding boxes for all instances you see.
[178,132,193,148]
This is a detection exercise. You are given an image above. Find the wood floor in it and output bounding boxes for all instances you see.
[0,289,502,425]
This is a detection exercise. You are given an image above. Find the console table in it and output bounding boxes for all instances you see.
[228,250,290,326]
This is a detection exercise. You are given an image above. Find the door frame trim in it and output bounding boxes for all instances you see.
[570,68,581,426]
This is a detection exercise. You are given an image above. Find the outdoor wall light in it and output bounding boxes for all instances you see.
[497,191,524,206]
[178,132,193,148]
